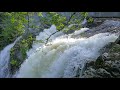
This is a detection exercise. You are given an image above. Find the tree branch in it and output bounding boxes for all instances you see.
[66,12,76,25]
[45,12,76,45]
[45,30,59,45]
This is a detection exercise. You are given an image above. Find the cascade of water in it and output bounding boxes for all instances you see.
[16,25,118,78]
[26,25,64,57]
[0,36,22,78]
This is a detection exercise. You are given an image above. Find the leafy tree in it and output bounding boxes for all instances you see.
[0,12,27,50]
[0,12,92,50]
[38,12,93,44]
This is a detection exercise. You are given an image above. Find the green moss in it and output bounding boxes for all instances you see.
[109,44,120,53]
[10,59,19,67]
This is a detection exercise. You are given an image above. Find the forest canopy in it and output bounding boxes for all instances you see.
[0,12,93,50]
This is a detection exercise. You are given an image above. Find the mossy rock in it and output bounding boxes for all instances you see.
[83,44,120,78]
[109,44,120,53]
[94,56,105,69]
[86,61,95,67]
[10,34,35,74]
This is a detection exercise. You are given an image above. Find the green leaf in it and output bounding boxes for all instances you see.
[38,12,43,17]
[11,17,15,23]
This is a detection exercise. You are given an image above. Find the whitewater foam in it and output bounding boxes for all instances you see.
[16,31,118,78]
[0,36,21,78]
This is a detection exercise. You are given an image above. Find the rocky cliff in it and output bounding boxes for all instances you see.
[81,19,120,78]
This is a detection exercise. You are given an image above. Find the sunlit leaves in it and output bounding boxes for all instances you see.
[87,17,94,23]
[40,12,67,31]
[81,12,88,18]
[11,17,16,23]
[0,12,29,50]
[0,12,93,50]
[38,12,43,17]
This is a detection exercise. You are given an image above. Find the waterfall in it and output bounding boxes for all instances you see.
[26,25,64,57]
[0,36,22,78]
[15,25,118,78]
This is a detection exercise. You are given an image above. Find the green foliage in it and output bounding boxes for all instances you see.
[0,12,39,50]
[37,12,43,17]
[20,40,28,59]
[80,12,94,23]
[39,12,66,31]
[0,12,93,51]
[19,34,35,59]
[0,12,28,50]
[10,34,35,73]
[10,59,19,67]
[39,12,84,33]
[87,17,94,23]
[37,12,93,43]
[81,12,89,19]
[10,47,20,72]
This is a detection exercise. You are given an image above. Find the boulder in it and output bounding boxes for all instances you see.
[81,20,120,38]
[82,43,120,78]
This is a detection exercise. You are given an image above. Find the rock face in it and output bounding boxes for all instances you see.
[82,38,120,78]
[79,20,120,78]
[81,20,120,38]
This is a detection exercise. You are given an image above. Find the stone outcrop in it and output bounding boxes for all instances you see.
[82,35,120,78]
[81,20,120,38]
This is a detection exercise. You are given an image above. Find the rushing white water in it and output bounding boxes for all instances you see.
[16,25,118,78]
[0,36,21,78]
[27,25,64,57]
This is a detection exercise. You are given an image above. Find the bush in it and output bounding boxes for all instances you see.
[10,34,35,74]
[0,12,26,50]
